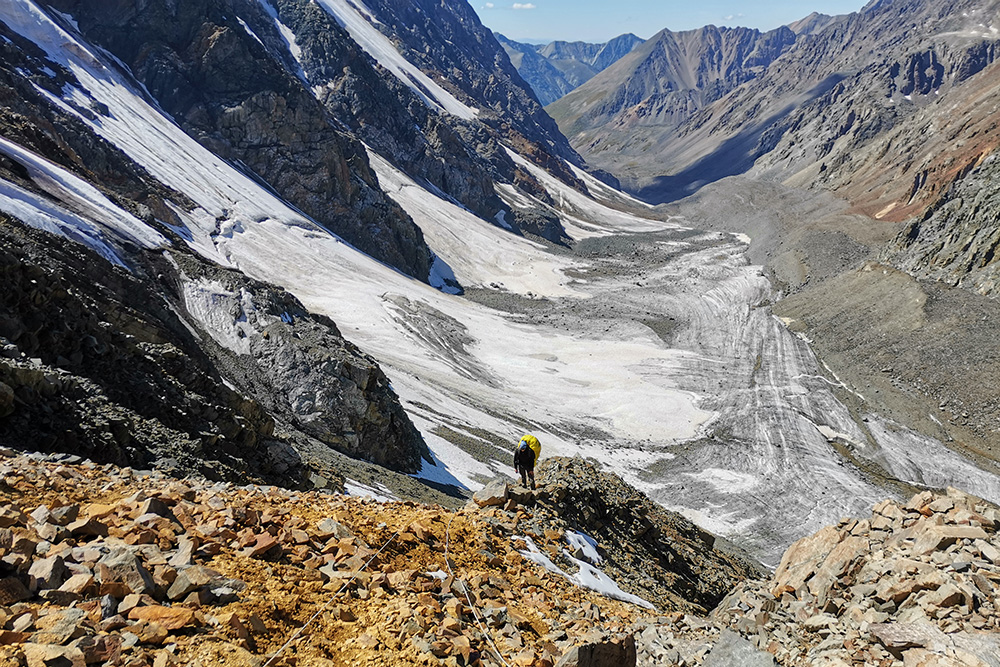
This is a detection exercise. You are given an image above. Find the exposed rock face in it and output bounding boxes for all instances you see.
[542,34,647,73]
[264,0,507,225]
[536,457,762,614]
[886,154,1000,298]
[0,210,428,479]
[497,33,644,106]
[168,253,430,473]
[46,0,433,281]
[0,216,279,481]
[353,0,582,166]
[306,0,596,231]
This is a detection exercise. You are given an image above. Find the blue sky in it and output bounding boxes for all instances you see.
[474,1,869,43]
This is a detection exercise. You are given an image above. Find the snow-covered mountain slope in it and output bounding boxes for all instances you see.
[3,0,1000,565]
[314,0,478,120]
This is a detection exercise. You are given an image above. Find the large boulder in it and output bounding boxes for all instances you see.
[473,479,509,508]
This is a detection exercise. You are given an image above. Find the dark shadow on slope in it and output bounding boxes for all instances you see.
[637,74,846,204]
[414,477,468,500]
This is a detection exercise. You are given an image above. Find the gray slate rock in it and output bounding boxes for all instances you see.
[702,630,776,667]
[473,479,509,508]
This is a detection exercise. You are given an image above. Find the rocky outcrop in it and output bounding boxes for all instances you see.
[715,487,1000,665]
[167,253,430,473]
[0,216,284,483]
[885,154,1000,298]
[533,457,762,614]
[0,448,751,667]
[0,206,428,480]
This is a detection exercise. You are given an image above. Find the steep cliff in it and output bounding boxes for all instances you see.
[41,0,434,281]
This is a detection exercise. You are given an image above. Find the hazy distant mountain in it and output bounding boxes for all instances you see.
[547,24,797,178]
[787,11,844,35]
[496,32,645,105]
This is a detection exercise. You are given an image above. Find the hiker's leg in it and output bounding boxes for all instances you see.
[519,466,527,486]
[528,468,535,490]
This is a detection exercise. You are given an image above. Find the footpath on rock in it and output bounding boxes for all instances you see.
[1,447,1000,667]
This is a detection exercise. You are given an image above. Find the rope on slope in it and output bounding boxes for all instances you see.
[444,512,514,667]
[261,528,402,667]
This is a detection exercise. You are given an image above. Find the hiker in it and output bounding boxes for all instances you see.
[513,434,541,489]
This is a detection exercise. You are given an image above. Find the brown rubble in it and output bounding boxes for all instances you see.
[6,447,999,667]
[0,448,760,667]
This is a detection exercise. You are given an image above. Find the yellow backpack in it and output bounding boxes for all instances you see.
[519,434,541,460]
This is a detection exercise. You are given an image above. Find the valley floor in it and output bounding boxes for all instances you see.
[287,166,1000,567]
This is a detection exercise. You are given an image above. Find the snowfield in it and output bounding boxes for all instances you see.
[4,0,1000,564]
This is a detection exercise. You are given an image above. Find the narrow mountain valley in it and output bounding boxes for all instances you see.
[1,0,1000,665]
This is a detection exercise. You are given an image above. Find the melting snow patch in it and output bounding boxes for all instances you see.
[257,0,309,83]
[0,177,128,267]
[515,535,654,609]
[236,17,265,47]
[515,536,565,576]
[181,279,256,355]
[566,530,601,564]
[0,135,167,267]
[494,210,512,231]
[343,479,394,502]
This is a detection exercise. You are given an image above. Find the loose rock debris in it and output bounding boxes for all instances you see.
[1,447,999,666]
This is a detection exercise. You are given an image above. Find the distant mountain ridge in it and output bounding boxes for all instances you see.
[548,0,1000,224]
[496,32,644,105]
[547,23,799,181]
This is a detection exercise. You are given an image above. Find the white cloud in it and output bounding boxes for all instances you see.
[723,13,745,21]
[512,3,536,9]
[482,2,494,7]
